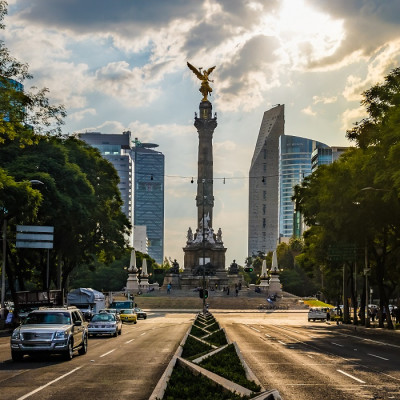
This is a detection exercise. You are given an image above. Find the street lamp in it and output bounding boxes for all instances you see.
[1,179,44,320]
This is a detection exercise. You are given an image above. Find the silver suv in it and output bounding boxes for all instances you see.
[10,306,88,362]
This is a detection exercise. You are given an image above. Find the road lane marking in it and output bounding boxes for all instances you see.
[125,339,135,343]
[368,353,389,361]
[331,342,344,347]
[250,327,261,332]
[337,369,365,383]
[278,340,286,345]
[265,333,271,337]
[100,349,116,358]
[306,354,313,358]
[140,332,146,336]
[17,367,83,400]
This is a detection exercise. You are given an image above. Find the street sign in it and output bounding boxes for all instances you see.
[327,243,358,262]
[16,225,54,249]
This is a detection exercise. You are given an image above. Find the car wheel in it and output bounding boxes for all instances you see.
[113,330,118,337]
[118,328,122,335]
[144,316,147,319]
[134,320,137,324]
[78,335,88,355]
[63,340,74,361]
[11,351,24,362]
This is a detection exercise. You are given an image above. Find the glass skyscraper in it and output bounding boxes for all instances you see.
[279,135,328,239]
[133,141,165,264]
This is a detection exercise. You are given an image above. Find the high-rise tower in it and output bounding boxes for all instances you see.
[248,104,285,256]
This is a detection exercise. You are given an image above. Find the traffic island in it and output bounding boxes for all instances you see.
[149,312,281,400]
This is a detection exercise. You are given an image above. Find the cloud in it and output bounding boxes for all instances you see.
[69,108,96,122]
[340,106,367,132]
[301,106,317,116]
[313,95,337,104]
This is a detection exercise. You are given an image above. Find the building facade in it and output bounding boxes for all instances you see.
[79,131,134,246]
[132,140,165,264]
[279,135,328,240]
[79,132,165,263]
[248,104,285,256]
[311,146,348,173]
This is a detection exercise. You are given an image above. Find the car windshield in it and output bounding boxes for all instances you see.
[23,312,71,325]
[121,309,133,314]
[92,314,115,322]
[134,308,142,312]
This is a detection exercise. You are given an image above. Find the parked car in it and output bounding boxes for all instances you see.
[88,313,122,337]
[134,307,147,320]
[119,309,137,324]
[99,308,120,318]
[10,306,88,362]
[308,307,330,322]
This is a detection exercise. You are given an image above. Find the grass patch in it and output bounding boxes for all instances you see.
[190,325,206,338]
[181,335,213,359]
[206,329,228,347]
[162,363,250,400]
[199,344,261,392]
[205,321,220,332]
[303,299,334,308]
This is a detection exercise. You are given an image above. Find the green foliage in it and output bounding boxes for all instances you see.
[205,329,228,347]
[205,321,220,332]
[190,325,206,338]
[280,267,317,297]
[199,344,261,392]
[163,363,249,400]
[181,335,212,360]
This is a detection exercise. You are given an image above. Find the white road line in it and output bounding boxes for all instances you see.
[251,327,261,333]
[17,367,83,400]
[265,333,271,338]
[100,349,116,358]
[125,339,135,344]
[331,342,344,347]
[368,353,389,361]
[337,369,365,383]
[278,340,286,345]
[140,332,146,336]
[306,354,314,358]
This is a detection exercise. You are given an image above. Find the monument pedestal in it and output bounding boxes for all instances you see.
[126,274,139,294]
[268,274,281,295]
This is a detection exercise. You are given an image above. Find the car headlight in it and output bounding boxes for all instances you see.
[54,330,68,339]
[11,330,20,340]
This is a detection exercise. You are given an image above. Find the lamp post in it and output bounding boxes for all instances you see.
[1,179,44,320]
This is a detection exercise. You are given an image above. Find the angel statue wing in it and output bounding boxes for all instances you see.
[205,66,216,76]
[187,62,203,80]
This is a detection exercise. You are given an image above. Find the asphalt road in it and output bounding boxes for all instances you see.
[0,312,194,400]
[215,311,400,400]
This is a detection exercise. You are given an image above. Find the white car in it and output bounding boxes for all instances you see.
[308,307,329,322]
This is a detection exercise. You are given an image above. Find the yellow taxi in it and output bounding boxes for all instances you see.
[119,309,137,324]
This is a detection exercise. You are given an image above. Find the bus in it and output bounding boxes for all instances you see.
[109,300,134,311]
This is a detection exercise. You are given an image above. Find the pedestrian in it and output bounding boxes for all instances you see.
[226,287,230,295]
[394,307,400,324]
[235,288,238,297]
[371,307,377,322]
[167,283,171,294]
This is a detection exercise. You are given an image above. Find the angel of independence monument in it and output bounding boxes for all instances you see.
[179,62,243,291]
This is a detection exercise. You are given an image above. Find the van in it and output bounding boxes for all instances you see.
[308,307,329,322]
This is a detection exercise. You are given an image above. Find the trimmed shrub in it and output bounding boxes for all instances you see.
[181,335,212,359]
[199,344,261,392]
[162,363,250,400]
[206,329,228,347]
[190,325,206,338]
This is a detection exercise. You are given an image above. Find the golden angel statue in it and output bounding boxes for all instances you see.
[187,62,216,102]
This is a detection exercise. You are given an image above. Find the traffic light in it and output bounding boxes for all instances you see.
[199,288,204,298]
[204,289,209,299]
[244,267,254,273]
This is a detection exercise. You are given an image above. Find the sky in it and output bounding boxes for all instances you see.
[3,0,400,267]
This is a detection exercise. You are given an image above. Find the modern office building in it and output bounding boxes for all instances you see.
[311,146,348,173]
[133,225,148,254]
[279,135,329,240]
[79,131,134,246]
[248,104,285,256]
[79,132,165,264]
[132,140,165,264]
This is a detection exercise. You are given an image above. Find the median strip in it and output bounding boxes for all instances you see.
[17,367,83,400]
